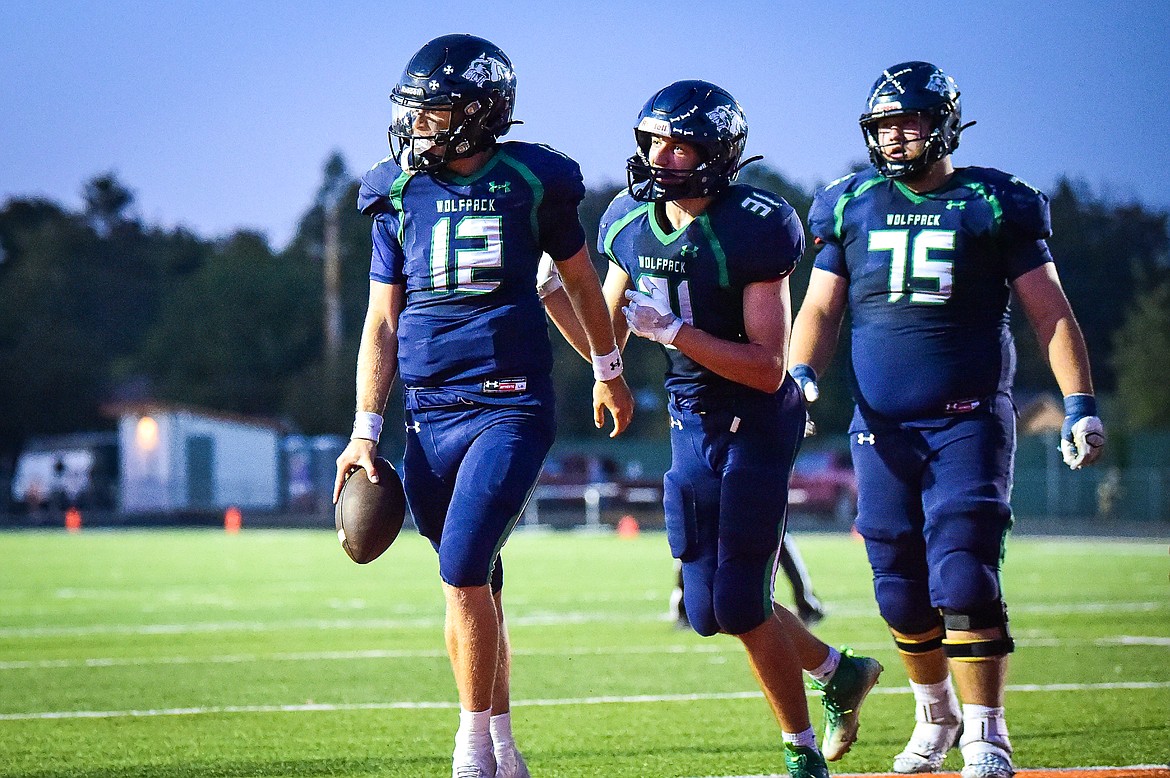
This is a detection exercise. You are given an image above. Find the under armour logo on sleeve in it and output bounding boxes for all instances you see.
[856,432,876,445]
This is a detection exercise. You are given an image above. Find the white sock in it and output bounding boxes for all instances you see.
[782,727,819,750]
[490,712,515,753]
[960,704,1011,753]
[455,707,492,757]
[808,645,841,683]
[910,677,960,722]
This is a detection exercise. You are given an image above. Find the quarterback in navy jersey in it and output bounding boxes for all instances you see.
[546,80,882,778]
[333,35,632,778]
[790,62,1105,778]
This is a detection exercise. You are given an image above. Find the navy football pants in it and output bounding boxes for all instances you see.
[664,381,805,637]
[403,388,555,592]
[850,395,1015,634]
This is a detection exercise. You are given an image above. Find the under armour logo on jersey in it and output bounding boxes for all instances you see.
[670,417,683,430]
[679,244,698,257]
[856,432,876,445]
[405,421,421,433]
[488,181,511,193]
[945,200,967,210]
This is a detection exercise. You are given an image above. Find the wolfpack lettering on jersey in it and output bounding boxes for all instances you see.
[808,165,1053,421]
[359,141,586,394]
[599,183,804,401]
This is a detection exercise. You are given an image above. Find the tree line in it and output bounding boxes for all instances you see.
[1,155,1167,466]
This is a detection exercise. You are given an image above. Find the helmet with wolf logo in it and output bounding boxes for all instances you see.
[389,34,517,171]
[626,80,751,202]
[859,61,967,179]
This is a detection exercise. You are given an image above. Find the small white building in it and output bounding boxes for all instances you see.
[111,403,282,514]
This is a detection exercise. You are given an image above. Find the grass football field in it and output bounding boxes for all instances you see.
[0,527,1166,778]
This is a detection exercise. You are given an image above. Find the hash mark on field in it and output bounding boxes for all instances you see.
[1,681,1167,721]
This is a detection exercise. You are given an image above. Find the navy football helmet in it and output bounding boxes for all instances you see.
[389,34,517,171]
[626,80,752,202]
[859,61,968,179]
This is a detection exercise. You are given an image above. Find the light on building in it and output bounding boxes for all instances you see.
[136,416,159,452]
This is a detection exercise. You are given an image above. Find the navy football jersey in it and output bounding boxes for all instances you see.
[358,141,586,390]
[599,184,805,400]
[808,166,1053,421]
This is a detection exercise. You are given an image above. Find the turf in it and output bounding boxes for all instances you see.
[0,528,1166,777]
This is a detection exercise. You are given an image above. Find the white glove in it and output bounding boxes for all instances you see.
[789,364,820,403]
[536,254,563,299]
[1060,415,1105,470]
[1060,394,1105,470]
[623,287,683,345]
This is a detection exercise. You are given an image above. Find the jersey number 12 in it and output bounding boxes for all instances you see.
[429,215,503,293]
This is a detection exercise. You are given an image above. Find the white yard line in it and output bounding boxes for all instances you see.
[1,635,1166,671]
[0,601,1163,640]
[1,681,1167,722]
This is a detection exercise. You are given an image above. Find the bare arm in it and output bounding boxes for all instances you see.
[554,246,635,436]
[333,281,404,502]
[547,260,633,362]
[1013,263,1094,396]
[789,268,849,376]
[667,278,792,393]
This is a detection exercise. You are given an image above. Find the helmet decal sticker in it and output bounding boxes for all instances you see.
[706,104,745,137]
[462,53,511,87]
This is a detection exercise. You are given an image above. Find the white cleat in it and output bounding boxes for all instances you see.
[893,720,963,773]
[960,741,1014,778]
[453,750,496,778]
[494,746,531,778]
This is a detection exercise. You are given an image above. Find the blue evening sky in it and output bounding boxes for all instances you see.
[3,1,1168,249]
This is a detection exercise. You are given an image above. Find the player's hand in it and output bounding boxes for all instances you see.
[622,287,683,345]
[333,438,378,504]
[790,364,820,438]
[1060,394,1105,470]
[594,375,634,438]
[790,364,820,403]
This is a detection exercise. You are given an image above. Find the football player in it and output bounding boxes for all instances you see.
[789,62,1105,778]
[333,34,633,778]
[544,80,882,778]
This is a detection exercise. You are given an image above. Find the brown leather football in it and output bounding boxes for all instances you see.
[335,457,406,564]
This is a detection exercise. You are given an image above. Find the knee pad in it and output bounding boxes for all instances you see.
[932,548,1004,614]
[942,602,1015,659]
[873,572,941,635]
[711,555,771,636]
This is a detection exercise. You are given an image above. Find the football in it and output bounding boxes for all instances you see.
[335,457,406,564]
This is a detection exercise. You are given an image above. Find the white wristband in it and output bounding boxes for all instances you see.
[351,411,383,442]
[591,347,624,381]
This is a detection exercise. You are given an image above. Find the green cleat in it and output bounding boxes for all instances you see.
[784,744,831,778]
[814,647,884,761]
